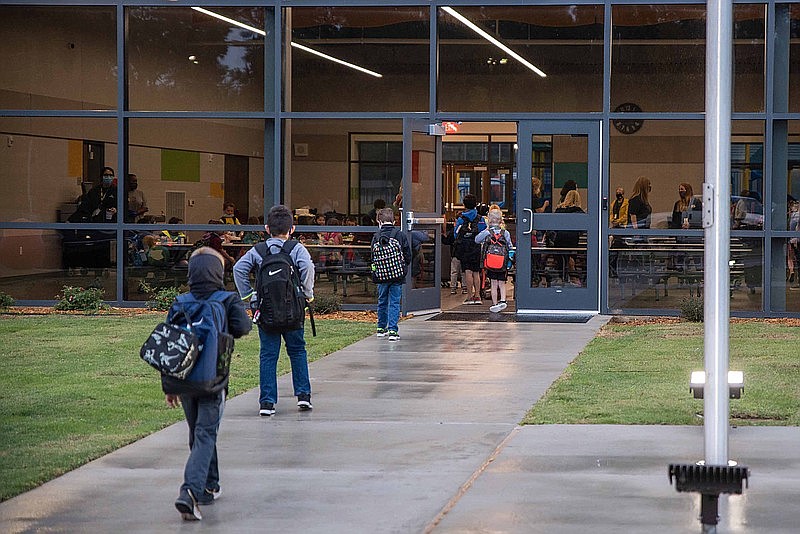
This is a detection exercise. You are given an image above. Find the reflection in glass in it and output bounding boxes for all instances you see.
[411,230,436,289]
[531,134,589,215]
[733,5,766,113]
[612,5,706,112]
[127,7,268,111]
[607,236,762,311]
[128,118,265,226]
[0,117,117,223]
[531,230,587,288]
[438,6,603,112]
[0,6,116,110]
[287,119,402,222]
[0,231,116,301]
[790,5,800,113]
[289,7,429,112]
[773,238,800,312]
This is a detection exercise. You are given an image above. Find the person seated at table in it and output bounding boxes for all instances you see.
[161,217,187,243]
[669,182,702,229]
[197,220,235,269]
[219,201,241,225]
[242,216,265,244]
[318,217,343,267]
[69,167,118,223]
[553,190,585,286]
[142,234,171,267]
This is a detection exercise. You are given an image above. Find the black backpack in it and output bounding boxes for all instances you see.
[254,240,306,333]
[454,213,482,263]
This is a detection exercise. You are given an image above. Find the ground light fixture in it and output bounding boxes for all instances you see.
[689,370,744,399]
[441,6,546,78]
[191,7,383,78]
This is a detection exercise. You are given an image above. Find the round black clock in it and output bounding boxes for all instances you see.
[612,102,644,134]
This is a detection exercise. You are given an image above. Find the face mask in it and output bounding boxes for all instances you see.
[679,191,687,199]
[616,193,623,200]
[102,176,114,187]
[129,182,138,191]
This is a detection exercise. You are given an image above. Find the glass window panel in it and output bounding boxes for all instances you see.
[612,5,706,113]
[607,237,762,311]
[287,119,402,224]
[532,134,589,216]
[772,238,800,312]
[532,230,587,288]
[128,119,266,226]
[127,7,269,111]
[774,120,800,230]
[438,6,603,112]
[411,229,436,289]
[733,5,766,113]
[0,230,117,301]
[0,6,116,110]
[288,7,429,112]
[410,132,437,213]
[790,5,800,113]
[0,117,118,223]
[298,231,376,305]
[610,120,763,231]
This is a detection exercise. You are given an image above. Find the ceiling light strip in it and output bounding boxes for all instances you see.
[192,7,383,78]
[442,6,546,78]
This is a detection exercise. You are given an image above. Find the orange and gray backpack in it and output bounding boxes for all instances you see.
[483,229,509,272]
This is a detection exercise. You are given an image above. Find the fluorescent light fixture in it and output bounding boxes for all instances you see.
[192,7,382,78]
[441,6,546,78]
[290,42,383,78]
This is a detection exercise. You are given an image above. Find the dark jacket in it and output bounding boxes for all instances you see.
[372,223,412,284]
[161,248,251,396]
[69,184,117,223]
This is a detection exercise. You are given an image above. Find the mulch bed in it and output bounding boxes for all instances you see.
[1,306,377,322]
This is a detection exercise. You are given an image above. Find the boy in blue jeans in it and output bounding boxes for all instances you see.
[233,205,315,416]
[373,207,411,341]
[165,247,252,521]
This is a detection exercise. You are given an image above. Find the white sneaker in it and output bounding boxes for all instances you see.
[489,301,508,313]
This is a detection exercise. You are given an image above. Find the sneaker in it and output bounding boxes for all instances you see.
[196,487,221,505]
[471,296,482,305]
[463,297,473,305]
[489,301,508,313]
[259,402,275,416]
[297,393,313,411]
[388,330,399,342]
[376,328,387,338]
[450,288,457,295]
[462,287,468,294]
[175,488,202,521]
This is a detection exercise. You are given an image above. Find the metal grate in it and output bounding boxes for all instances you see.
[165,191,185,222]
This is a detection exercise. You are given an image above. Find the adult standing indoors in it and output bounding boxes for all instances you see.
[669,182,702,229]
[127,173,148,222]
[609,186,629,228]
[627,176,652,229]
[558,179,578,206]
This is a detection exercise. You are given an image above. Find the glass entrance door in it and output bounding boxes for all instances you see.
[401,118,443,314]
[515,121,601,312]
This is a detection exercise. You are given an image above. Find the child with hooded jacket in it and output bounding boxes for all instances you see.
[165,247,251,521]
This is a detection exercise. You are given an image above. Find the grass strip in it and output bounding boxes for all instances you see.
[0,314,373,502]
[523,322,800,426]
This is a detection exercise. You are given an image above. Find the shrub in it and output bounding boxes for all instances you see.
[680,297,704,322]
[54,286,107,312]
[141,283,180,311]
[312,292,341,315]
[0,291,14,308]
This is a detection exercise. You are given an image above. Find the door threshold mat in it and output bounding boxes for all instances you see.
[428,312,593,323]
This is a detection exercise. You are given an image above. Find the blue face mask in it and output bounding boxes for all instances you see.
[102,176,114,187]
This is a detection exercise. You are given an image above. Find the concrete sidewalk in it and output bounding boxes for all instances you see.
[1,315,798,533]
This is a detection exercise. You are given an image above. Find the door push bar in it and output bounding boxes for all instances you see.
[522,208,534,234]
[406,210,445,230]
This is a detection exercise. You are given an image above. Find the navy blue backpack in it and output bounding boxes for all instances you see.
[159,291,234,395]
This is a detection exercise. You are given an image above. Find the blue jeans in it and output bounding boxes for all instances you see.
[258,327,310,405]
[180,391,225,496]
[377,282,402,332]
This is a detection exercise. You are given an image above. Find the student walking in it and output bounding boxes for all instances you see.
[164,247,252,521]
[370,207,411,341]
[233,205,315,416]
[475,209,513,313]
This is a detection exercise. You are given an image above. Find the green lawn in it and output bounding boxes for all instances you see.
[524,321,800,426]
[0,314,373,502]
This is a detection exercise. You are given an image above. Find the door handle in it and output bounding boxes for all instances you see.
[522,208,534,235]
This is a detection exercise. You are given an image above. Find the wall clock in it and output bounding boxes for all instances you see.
[612,102,644,134]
